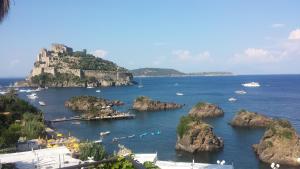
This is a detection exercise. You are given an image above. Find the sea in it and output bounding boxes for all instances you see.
[1,75,300,169]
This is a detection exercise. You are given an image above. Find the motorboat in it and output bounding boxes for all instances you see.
[87,86,94,89]
[94,139,102,144]
[96,90,101,93]
[228,97,237,102]
[235,90,247,95]
[176,92,184,96]
[242,82,260,87]
[27,93,38,100]
[100,131,111,137]
[38,101,46,106]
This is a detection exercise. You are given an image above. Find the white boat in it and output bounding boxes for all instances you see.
[19,89,27,93]
[228,97,237,102]
[27,93,38,100]
[100,131,110,136]
[38,101,46,106]
[242,82,260,87]
[94,139,102,144]
[176,92,184,96]
[96,90,101,93]
[71,121,81,125]
[235,90,247,95]
[87,86,94,89]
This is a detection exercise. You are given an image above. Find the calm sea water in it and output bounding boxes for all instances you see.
[1,75,300,169]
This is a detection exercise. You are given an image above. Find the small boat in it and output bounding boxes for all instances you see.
[176,92,184,96]
[112,137,119,142]
[96,90,101,93]
[87,86,94,89]
[228,97,237,102]
[235,90,247,95]
[100,131,110,136]
[19,89,27,93]
[27,93,38,100]
[128,134,135,138]
[71,121,81,125]
[242,82,260,87]
[38,101,46,106]
[94,139,102,144]
[156,130,161,135]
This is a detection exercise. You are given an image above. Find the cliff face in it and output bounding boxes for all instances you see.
[188,102,224,119]
[230,110,273,128]
[132,96,183,112]
[253,120,300,166]
[15,44,133,87]
[176,118,224,153]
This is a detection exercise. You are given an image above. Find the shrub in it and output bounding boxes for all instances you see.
[194,102,206,108]
[177,115,194,138]
[79,142,106,161]
[144,161,160,169]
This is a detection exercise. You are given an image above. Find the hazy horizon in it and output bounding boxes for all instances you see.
[1,1,300,77]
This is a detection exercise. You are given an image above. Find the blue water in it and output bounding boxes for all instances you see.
[1,75,300,169]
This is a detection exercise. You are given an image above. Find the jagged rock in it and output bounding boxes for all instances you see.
[253,120,300,166]
[188,102,224,118]
[64,96,123,118]
[176,117,223,153]
[230,110,273,128]
[132,96,183,112]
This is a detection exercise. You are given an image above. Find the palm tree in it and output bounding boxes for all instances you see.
[0,0,10,23]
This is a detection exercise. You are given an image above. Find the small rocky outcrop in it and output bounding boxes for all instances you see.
[176,116,224,153]
[132,96,183,112]
[188,102,224,118]
[253,120,300,166]
[230,110,273,128]
[65,96,124,118]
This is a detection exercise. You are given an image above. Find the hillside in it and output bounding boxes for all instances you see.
[131,68,185,76]
[15,44,133,87]
[131,68,233,77]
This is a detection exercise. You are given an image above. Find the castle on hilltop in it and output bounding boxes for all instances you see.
[24,43,133,87]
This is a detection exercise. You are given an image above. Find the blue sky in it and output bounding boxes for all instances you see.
[1,0,300,77]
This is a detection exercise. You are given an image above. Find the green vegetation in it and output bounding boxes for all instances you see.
[143,161,160,169]
[0,94,45,149]
[79,142,106,161]
[194,102,206,108]
[268,119,294,140]
[177,115,194,138]
[31,72,85,87]
[131,68,185,76]
[135,96,150,102]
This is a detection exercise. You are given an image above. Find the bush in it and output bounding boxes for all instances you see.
[79,142,106,161]
[144,161,160,169]
[194,102,206,108]
[101,156,134,169]
[177,116,194,138]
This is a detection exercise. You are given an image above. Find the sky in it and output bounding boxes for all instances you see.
[1,0,300,77]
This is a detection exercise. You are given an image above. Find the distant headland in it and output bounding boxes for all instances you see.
[15,43,134,87]
[130,68,233,77]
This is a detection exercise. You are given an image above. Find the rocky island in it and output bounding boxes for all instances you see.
[253,120,300,167]
[65,96,131,120]
[188,102,224,118]
[229,110,273,128]
[176,115,224,152]
[132,96,183,112]
[15,44,133,87]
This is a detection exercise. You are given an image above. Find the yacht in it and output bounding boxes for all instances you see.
[235,90,247,95]
[176,92,184,96]
[38,101,46,106]
[242,82,260,87]
[228,97,237,102]
[27,93,38,100]
[100,131,111,137]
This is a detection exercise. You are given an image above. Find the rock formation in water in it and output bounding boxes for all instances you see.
[176,116,224,152]
[253,120,300,166]
[65,96,124,118]
[229,110,273,128]
[188,102,224,118]
[132,96,183,112]
[15,43,133,87]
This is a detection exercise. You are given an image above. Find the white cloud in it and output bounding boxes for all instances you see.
[232,48,280,63]
[92,49,108,58]
[172,50,191,61]
[271,23,285,28]
[288,29,300,40]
